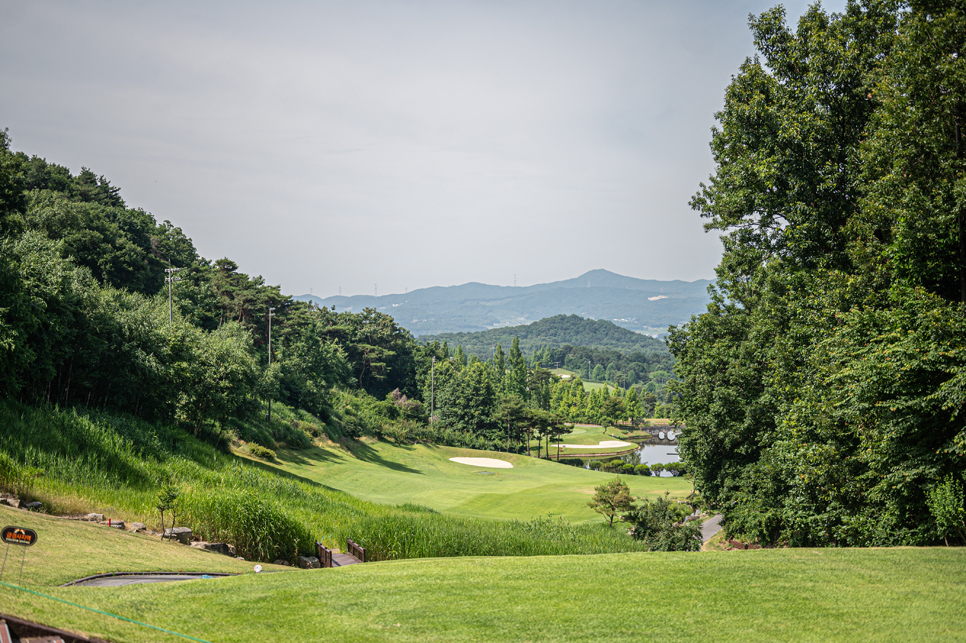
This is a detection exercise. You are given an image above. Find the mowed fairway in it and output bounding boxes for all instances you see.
[3,531,963,643]
[260,441,689,524]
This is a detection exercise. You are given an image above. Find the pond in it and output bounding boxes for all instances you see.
[635,443,680,476]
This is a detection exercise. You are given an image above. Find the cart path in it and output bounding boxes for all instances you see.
[701,514,724,542]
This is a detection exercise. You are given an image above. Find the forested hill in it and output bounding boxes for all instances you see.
[295,269,711,336]
[420,315,665,358]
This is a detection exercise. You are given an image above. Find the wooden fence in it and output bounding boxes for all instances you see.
[315,541,333,568]
[347,538,366,563]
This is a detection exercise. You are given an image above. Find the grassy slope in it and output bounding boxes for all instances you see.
[0,505,289,587]
[1,513,962,643]
[259,441,690,524]
[0,402,653,562]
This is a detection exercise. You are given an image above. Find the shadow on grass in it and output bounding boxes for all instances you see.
[274,445,345,467]
[346,441,423,475]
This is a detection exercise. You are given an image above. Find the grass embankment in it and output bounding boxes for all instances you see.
[0,505,279,586]
[259,440,689,524]
[1,513,962,643]
[0,401,659,563]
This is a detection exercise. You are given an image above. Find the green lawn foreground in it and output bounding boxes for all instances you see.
[260,441,690,524]
[0,505,287,587]
[3,534,963,643]
[2,479,964,643]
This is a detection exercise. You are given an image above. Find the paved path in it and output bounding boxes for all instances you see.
[66,572,232,587]
[701,514,724,542]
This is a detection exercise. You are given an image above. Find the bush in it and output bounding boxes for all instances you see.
[559,458,585,468]
[635,464,651,476]
[246,444,276,460]
[624,492,701,551]
[601,459,625,473]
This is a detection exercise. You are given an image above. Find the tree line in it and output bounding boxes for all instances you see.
[672,0,966,547]
[0,136,670,454]
[0,134,421,446]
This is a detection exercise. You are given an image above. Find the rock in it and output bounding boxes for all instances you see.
[83,513,104,522]
[0,498,20,509]
[273,559,291,566]
[164,527,192,545]
[129,522,146,532]
[297,556,321,569]
[23,501,43,511]
[190,542,236,556]
[108,520,125,529]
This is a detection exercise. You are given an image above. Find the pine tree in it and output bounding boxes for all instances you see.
[506,336,528,400]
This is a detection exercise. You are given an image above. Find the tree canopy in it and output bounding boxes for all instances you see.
[672,0,966,547]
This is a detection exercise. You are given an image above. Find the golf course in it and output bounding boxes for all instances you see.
[256,437,688,524]
[2,505,965,643]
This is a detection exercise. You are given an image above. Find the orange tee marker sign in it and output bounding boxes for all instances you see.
[1,526,38,547]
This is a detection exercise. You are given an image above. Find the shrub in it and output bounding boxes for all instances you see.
[624,492,701,551]
[247,444,276,460]
[559,458,585,468]
[927,475,966,545]
[601,459,624,473]
[635,464,651,476]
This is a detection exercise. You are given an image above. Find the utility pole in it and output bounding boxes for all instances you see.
[164,268,182,324]
[267,307,275,422]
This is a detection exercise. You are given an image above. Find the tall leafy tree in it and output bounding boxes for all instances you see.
[671,0,907,544]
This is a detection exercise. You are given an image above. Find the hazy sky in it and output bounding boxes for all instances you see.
[1,1,845,297]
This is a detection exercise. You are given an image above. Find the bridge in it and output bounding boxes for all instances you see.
[316,538,366,567]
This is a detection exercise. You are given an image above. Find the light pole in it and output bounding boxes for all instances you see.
[267,307,275,422]
[164,268,182,324]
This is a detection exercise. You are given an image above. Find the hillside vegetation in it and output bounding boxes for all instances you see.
[420,314,666,355]
[0,400,656,563]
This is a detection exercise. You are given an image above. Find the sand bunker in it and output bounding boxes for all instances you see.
[554,441,633,449]
[449,457,514,469]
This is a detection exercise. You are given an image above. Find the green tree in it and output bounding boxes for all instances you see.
[506,336,528,400]
[0,129,26,235]
[587,477,636,526]
[436,361,498,439]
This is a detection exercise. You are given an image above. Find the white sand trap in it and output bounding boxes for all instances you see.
[449,457,514,469]
[554,440,633,449]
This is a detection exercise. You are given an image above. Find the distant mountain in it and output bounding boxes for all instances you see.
[294,269,712,336]
[419,315,667,357]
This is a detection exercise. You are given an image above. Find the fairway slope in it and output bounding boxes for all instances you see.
[3,546,963,643]
[265,441,690,523]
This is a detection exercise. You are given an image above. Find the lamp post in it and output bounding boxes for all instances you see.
[164,268,182,324]
[267,307,275,422]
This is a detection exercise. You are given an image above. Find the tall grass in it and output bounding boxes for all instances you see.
[0,400,650,562]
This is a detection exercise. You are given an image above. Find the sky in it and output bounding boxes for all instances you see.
[0,0,846,297]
